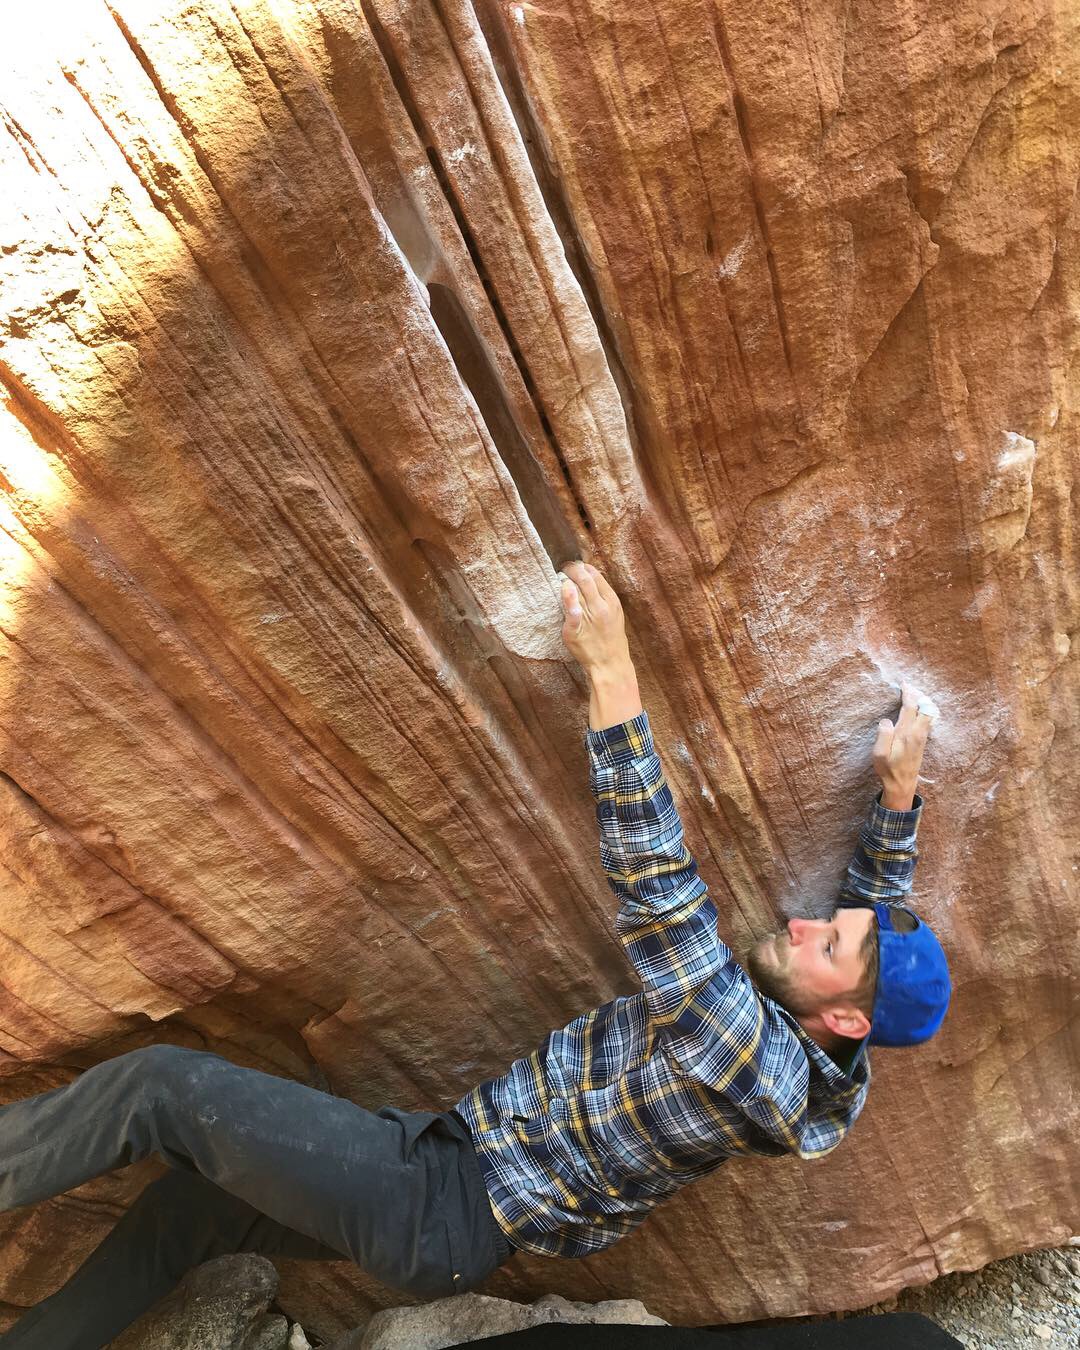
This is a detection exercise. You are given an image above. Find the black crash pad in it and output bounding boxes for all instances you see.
[468,1313,963,1349]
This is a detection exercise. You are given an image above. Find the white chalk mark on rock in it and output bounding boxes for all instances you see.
[717,232,751,279]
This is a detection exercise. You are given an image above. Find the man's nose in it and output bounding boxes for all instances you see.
[787,917,820,945]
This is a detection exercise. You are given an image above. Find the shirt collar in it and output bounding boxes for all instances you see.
[775,1004,871,1088]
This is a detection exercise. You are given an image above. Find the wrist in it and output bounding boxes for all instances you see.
[587,654,636,687]
[880,780,917,811]
[587,658,642,731]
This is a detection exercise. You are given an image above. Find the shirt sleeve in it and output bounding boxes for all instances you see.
[840,791,923,903]
[586,711,721,1022]
[586,712,823,1143]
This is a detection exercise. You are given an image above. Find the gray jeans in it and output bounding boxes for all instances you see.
[0,1046,512,1349]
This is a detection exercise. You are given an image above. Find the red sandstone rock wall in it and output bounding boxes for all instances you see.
[0,0,1077,1333]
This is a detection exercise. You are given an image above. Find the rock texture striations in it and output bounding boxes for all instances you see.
[0,0,1077,1332]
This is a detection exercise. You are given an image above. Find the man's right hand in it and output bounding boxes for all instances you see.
[873,683,936,811]
[559,561,631,673]
[559,562,643,731]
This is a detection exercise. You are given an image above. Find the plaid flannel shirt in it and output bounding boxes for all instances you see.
[456,711,922,1258]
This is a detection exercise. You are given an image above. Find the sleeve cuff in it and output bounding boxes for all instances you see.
[586,710,654,766]
[869,789,923,830]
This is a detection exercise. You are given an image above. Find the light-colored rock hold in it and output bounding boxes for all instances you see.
[336,1292,667,1350]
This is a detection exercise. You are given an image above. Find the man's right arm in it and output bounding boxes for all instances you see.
[559,562,724,1021]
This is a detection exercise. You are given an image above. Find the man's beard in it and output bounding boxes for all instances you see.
[744,931,819,1017]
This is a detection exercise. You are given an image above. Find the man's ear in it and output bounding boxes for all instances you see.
[822,1006,872,1041]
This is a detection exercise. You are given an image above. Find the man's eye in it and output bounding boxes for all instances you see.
[825,942,834,959]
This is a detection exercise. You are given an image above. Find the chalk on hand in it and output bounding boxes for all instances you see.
[916,697,940,722]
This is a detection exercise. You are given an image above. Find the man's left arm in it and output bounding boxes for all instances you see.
[842,684,935,905]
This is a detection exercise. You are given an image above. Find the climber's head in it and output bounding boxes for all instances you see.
[745,906,879,1048]
[746,901,950,1054]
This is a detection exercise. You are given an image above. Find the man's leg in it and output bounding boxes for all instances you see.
[0,1168,342,1350]
[0,1045,503,1300]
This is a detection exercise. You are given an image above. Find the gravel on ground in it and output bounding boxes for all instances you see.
[843,1241,1080,1348]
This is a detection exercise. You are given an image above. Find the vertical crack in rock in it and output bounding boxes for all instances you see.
[424,278,581,563]
[355,0,585,568]
[471,0,648,475]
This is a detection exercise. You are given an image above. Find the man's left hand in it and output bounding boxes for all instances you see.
[873,683,936,811]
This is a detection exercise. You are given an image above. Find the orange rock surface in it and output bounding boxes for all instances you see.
[0,0,1077,1332]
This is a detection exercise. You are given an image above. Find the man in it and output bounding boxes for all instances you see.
[0,562,949,1348]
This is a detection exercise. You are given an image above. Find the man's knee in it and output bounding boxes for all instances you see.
[120,1044,219,1095]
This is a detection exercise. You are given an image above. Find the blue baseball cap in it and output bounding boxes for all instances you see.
[841,900,951,1046]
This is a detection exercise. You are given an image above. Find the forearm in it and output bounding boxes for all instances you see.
[588,711,705,916]
[588,710,719,1024]
[842,792,922,902]
[587,657,643,731]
